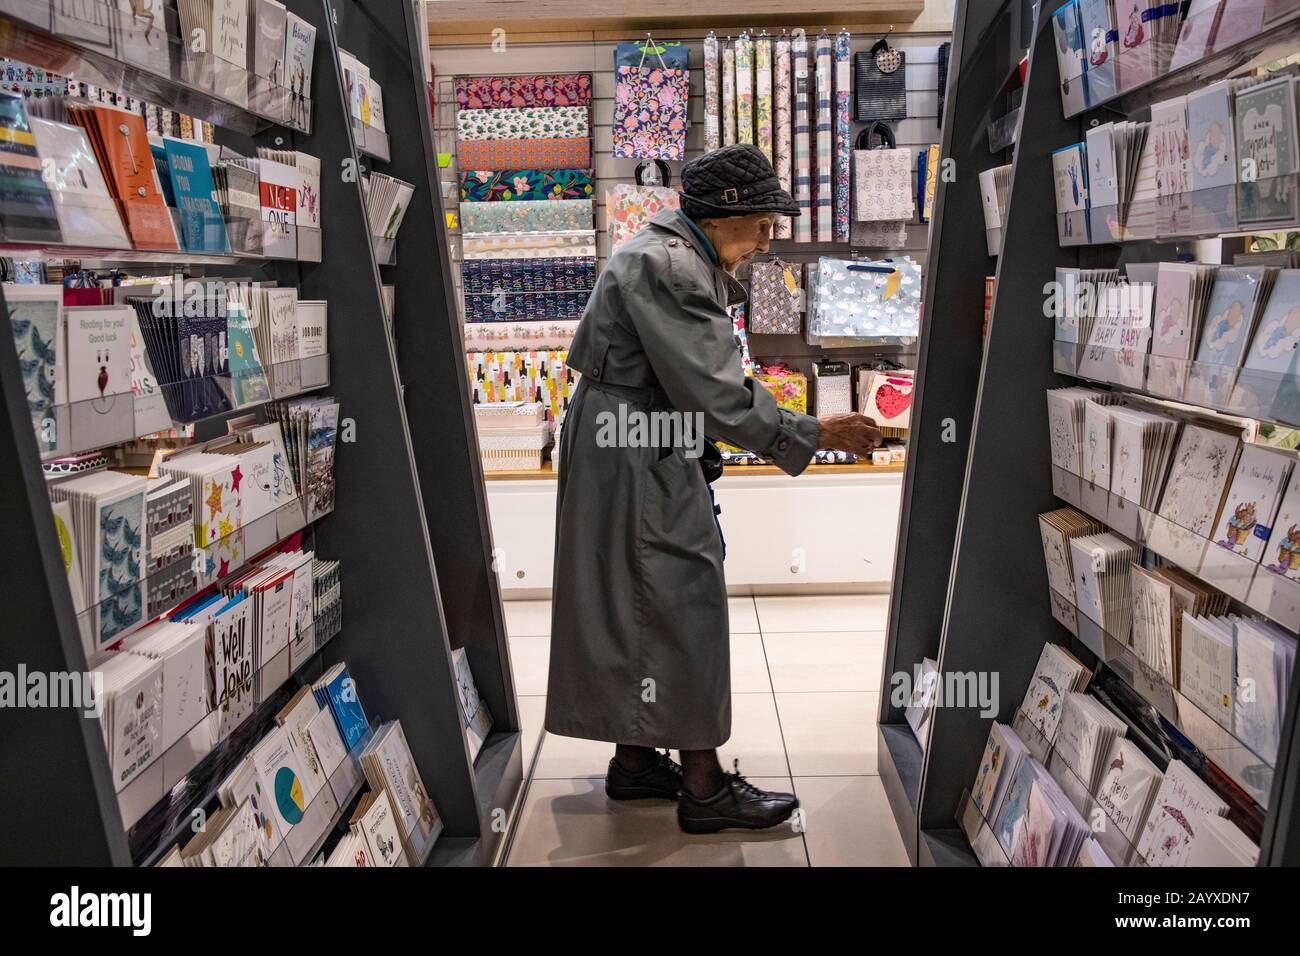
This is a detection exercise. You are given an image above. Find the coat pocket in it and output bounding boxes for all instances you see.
[642,450,718,559]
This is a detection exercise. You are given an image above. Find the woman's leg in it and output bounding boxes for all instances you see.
[680,748,726,796]
[613,743,657,772]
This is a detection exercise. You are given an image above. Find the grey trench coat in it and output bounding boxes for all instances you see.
[544,209,819,749]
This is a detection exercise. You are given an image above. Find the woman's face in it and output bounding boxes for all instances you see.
[702,214,777,271]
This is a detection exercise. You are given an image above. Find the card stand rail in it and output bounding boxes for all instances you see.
[0,0,311,134]
[164,207,241,259]
[78,495,310,667]
[1058,173,1300,248]
[0,239,317,266]
[355,122,390,163]
[32,356,330,462]
[1053,339,1300,432]
[984,224,1002,258]
[116,613,344,833]
[1062,5,1300,119]
[1048,462,1300,632]
[296,225,322,264]
[371,235,397,267]
[1047,583,1278,809]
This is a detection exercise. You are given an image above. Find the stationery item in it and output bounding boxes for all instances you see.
[1076,839,1114,866]
[459,168,595,203]
[1170,0,1227,71]
[904,658,940,750]
[811,361,852,416]
[97,650,163,791]
[251,1,288,105]
[211,0,251,107]
[1136,759,1230,866]
[722,43,737,148]
[460,199,593,234]
[454,74,592,110]
[1038,506,1107,606]
[1188,266,1276,406]
[359,720,441,864]
[1234,75,1300,228]
[1184,814,1261,865]
[1078,0,1118,104]
[606,184,680,250]
[859,369,915,429]
[747,259,802,334]
[918,144,940,224]
[455,137,591,171]
[833,30,852,242]
[755,33,774,166]
[4,283,65,452]
[734,33,754,146]
[792,33,812,243]
[993,756,1092,866]
[461,257,596,296]
[250,724,310,837]
[213,157,262,254]
[363,171,415,243]
[814,33,833,242]
[612,46,687,161]
[1050,692,1128,811]
[28,117,128,248]
[313,662,369,750]
[1150,95,1193,236]
[1157,423,1241,537]
[1264,468,1300,579]
[349,789,407,867]
[1180,613,1237,728]
[456,105,589,142]
[266,396,341,521]
[1186,81,1239,233]
[963,722,1030,842]
[1085,122,1120,239]
[1147,262,1217,397]
[1235,269,1300,419]
[1094,738,1163,842]
[452,646,493,760]
[853,35,907,122]
[1233,616,1297,761]
[1213,444,1294,561]
[774,35,793,239]
[462,231,597,260]
[285,12,316,129]
[461,320,581,351]
[1070,532,1139,636]
[1018,642,1092,742]
[703,34,721,153]
[1052,142,1090,243]
[124,620,208,753]
[161,137,231,254]
[852,131,913,222]
[979,164,1013,254]
[1051,0,1090,116]
[256,156,298,258]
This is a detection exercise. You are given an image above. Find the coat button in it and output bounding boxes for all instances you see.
[777,439,790,452]
[591,366,601,377]
[667,239,678,246]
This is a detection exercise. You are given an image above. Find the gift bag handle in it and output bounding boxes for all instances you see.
[855,121,896,150]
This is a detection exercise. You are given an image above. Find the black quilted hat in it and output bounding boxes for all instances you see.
[680,144,800,219]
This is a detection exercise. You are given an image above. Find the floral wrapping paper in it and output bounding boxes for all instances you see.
[815,34,834,243]
[462,230,598,259]
[774,37,793,239]
[748,259,803,334]
[722,46,737,147]
[461,256,597,294]
[755,35,773,164]
[703,34,721,152]
[755,363,808,415]
[607,183,681,249]
[468,349,575,427]
[852,148,914,221]
[792,34,812,243]
[464,289,593,323]
[461,199,594,234]
[455,74,592,110]
[612,65,689,161]
[735,34,754,146]
[456,106,590,141]
[850,218,909,248]
[834,31,853,243]
[463,320,580,351]
[460,168,596,202]
[810,256,922,338]
[456,137,592,171]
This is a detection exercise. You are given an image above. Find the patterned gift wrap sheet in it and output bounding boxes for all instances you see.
[456,137,593,172]
[459,168,596,202]
[455,74,593,110]
[463,289,593,323]
[460,256,597,295]
[460,198,594,234]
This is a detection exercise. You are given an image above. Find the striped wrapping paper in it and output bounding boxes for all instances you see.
[464,289,592,323]
[460,198,594,234]
[455,74,592,110]
[774,36,793,239]
[722,45,737,147]
[833,30,852,243]
[792,33,812,243]
[456,105,590,140]
[735,33,754,145]
[461,256,597,295]
[459,168,596,202]
[462,231,598,259]
[755,34,773,164]
[703,33,721,152]
[457,137,592,171]
[467,349,575,426]
[815,34,833,242]
[463,320,580,351]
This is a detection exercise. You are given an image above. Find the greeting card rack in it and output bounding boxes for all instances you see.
[882,0,1300,867]
[0,0,521,866]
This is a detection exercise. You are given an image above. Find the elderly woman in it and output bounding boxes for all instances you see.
[545,146,883,833]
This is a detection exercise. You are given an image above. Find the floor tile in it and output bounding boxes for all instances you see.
[506,777,807,867]
[795,776,909,866]
[762,631,885,693]
[776,692,879,776]
[503,599,551,638]
[728,596,760,633]
[516,695,547,770]
[755,594,889,633]
[730,632,772,693]
[508,634,551,697]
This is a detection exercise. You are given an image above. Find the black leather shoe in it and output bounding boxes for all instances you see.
[677,761,799,833]
[605,750,683,801]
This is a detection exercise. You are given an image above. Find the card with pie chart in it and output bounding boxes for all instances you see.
[252,725,311,835]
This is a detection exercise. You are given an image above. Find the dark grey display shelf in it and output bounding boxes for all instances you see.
[878,722,923,865]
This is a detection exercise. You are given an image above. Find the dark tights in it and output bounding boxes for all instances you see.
[614,744,725,797]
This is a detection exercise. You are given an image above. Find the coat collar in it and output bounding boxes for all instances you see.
[648,209,748,308]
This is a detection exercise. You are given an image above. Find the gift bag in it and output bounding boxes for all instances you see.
[607,183,680,249]
[812,360,853,415]
[754,363,808,415]
[810,257,922,338]
[613,42,689,161]
[854,36,906,123]
[748,259,802,334]
[859,368,915,430]
[853,124,914,222]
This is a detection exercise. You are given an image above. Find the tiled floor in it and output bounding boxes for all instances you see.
[503,594,908,867]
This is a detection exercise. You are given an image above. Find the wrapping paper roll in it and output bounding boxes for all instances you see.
[456,105,590,140]
[455,74,592,110]
[833,30,853,243]
[774,36,793,239]
[735,33,754,146]
[463,320,581,351]
[459,168,596,202]
[722,45,737,147]
[460,198,594,234]
[456,137,592,171]
[792,33,812,243]
[460,256,597,294]
[462,230,597,259]
[755,34,773,164]
[815,33,834,242]
[703,33,721,153]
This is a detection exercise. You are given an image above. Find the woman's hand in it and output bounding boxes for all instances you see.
[817,414,886,457]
